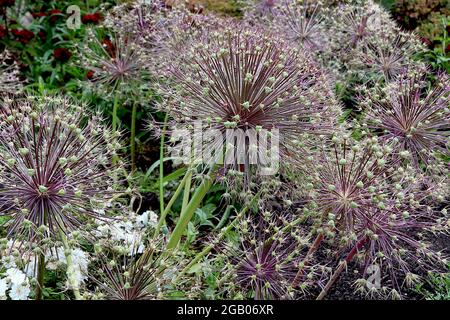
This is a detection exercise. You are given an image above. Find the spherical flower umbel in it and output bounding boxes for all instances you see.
[218,211,327,299]
[162,25,339,174]
[79,29,151,96]
[0,95,120,241]
[362,72,450,168]
[275,0,327,53]
[90,242,182,300]
[307,135,420,233]
[350,201,447,298]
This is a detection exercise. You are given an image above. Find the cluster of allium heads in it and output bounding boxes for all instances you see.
[323,0,424,83]
[90,242,181,300]
[361,72,449,169]
[0,95,120,242]
[102,0,170,53]
[0,50,22,95]
[275,0,327,53]
[79,28,151,96]
[217,211,328,299]
[162,26,339,174]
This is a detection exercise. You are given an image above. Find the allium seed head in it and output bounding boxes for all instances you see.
[0,95,120,241]
[80,29,151,96]
[161,25,339,174]
[363,72,449,168]
[275,1,328,53]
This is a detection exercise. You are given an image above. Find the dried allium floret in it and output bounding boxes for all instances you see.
[0,95,121,241]
[0,50,22,95]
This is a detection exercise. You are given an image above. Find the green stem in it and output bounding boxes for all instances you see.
[166,172,215,249]
[35,248,45,300]
[112,94,119,134]
[174,210,244,283]
[159,113,169,215]
[35,210,48,300]
[130,101,138,172]
[173,192,261,283]
[181,170,193,213]
[60,231,83,300]
[153,171,189,239]
[112,94,120,166]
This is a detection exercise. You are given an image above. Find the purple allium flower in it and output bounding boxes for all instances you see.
[103,0,167,39]
[80,29,151,96]
[244,0,279,23]
[275,0,327,53]
[0,95,120,241]
[308,135,420,233]
[161,25,339,174]
[91,244,176,300]
[350,202,447,298]
[219,211,328,299]
[0,50,22,95]
[352,33,425,83]
[362,72,449,168]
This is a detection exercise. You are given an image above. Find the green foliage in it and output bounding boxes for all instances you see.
[415,266,450,300]
[418,16,449,73]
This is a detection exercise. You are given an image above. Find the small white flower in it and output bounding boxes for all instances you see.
[9,283,30,300]
[135,211,150,228]
[148,211,158,228]
[6,268,26,285]
[0,278,8,298]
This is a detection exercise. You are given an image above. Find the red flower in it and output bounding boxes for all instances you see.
[81,12,102,25]
[86,70,95,80]
[11,29,34,44]
[38,31,46,42]
[0,0,15,7]
[32,12,47,18]
[446,44,450,54]
[48,9,62,23]
[0,25,6,39]
[102,38,115,57]
[53,48,72,63]
[419,37,432,47]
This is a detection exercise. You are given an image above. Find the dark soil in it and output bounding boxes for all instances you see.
[302,232,450,300]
